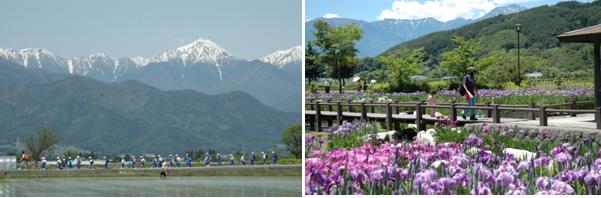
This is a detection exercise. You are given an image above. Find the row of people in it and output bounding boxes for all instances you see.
[35,151,279,170]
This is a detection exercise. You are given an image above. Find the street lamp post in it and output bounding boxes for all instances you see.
[516,23,522,86]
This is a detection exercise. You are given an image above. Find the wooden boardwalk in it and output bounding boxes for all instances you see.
[305,100,601,131]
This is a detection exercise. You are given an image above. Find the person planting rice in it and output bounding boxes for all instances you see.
[271,151,278,165]
[160,160,168,179]
[76,156,82,169]
[19,151,29,170]
[120,156,125,169]
[175,154,180,167]
[88,156,94,169]
[104,156,109,169]
[56,157,62,170]
[40,157,47,170]
[240,154,246,165]
[262,152,267,165]
[216,153,222,166]
[229,154,235,165]
[67,157,73,169]
[140,156,145,167]
[251,152,256,165]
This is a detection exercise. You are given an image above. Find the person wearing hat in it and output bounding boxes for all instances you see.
[239,154,246,166]
[229,154,235,166]
[461,67,479,120]
[185,153,192,167]
[175,154,181,168]
[216,153,222,166]
[204,152,211,167]
[67,157,73,169]
[76,156,82,169]
[271,151,278,165]
[262,152,267,165]
[140,156,146,168]
[56,157,62,170]
[160,160,168,179]
[104,156,110,169]
[40,157,48,170]
[88,156,94,169]
[250,152,256,165]
[120,156,125,169]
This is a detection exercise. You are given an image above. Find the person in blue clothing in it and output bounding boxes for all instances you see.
[65,157,71,169]
[250,152,256,165]
[271,151,278,165]
[175,154,181,168]
[216,153,222,166]
[153,155,158,168]
[140,156,146,168]
[76,156,82,169]
[40,157,48,170]
[185,153,192,167]
[168,154,174,167]
[104,156,110,169]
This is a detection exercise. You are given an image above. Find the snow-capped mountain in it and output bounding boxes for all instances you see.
[480,4,526,20]
[0,38,302,113]
[306,4,527,57]
[151,38,233,66]
[259,46,302,68]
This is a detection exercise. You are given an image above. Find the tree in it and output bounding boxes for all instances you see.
[25,128,60,166]
[378,48,425,90]
[305,42,324,85]
[355,57,386,73]
[281,124,301,159]
[312,20,363,93]
[440,35,481,78]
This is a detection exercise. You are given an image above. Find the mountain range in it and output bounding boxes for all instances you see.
[305,4,526,57]
[0,58,299,154]
[0,38,302,112]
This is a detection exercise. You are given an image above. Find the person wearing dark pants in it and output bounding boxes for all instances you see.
[461,67,478,120]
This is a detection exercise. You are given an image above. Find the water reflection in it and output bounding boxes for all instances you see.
[0,176,300,197]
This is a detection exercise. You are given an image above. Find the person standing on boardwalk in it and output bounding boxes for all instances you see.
[262,152,267,165]
[250,152,256,165]
[19,151,29,170]
[324,79,331,93]
[271,151,278,165]
[216,153,222,166]
[229,154,235,165]
[461,67,478,120]
[104,156,109,169]
[160,161,168,179]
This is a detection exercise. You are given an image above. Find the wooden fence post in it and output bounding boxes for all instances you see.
[347,99,353,112]
[596,107,601,130]
[486,102,492,118]
[369,100,375,113]
[492,105,500,123]
[415,102,423,131]
[394,101,400,114]
[528,102,536,120]
[337,102,343,125]
[327,100,333,127]
[539,106,548,126]
[450,101,457,123]
[361,102,367,121]
[386,103,393,131]
[316,101,322,131]
[570,99,577,117]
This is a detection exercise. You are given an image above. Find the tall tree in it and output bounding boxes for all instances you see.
[281,124,301,159]
[25,128,60,165]
[305,42,324,86]
[440,35,481,78]
[312,20,362,93]
[378,48,425,90]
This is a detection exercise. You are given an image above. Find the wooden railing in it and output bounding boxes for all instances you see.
[305,99,600,131]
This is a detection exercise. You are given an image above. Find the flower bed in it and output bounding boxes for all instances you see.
[305,121,601,195]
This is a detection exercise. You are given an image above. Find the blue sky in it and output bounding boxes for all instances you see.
[0,0,301,59]
[307,0,591,22]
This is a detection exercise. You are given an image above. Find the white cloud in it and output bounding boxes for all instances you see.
[378,0,536,22]
[323,13,340,18]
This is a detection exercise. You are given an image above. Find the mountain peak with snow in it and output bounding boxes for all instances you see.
[154,37,232,66]
[259,46,302,68]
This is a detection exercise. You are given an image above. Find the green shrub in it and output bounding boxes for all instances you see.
[370,83,391,93]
